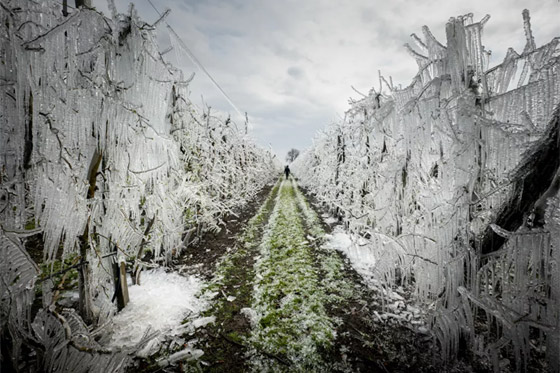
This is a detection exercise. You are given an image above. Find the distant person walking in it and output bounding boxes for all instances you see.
[284,165,290,179]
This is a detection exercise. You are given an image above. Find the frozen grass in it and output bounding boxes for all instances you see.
[291,178,325,238]
[107,268,208,356]
[204,179,280,304]
[292,179,355,304]
[248,179,336,371]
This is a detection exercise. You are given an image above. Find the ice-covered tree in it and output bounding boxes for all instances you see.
[293,11,560,371]
[0,1,277,370]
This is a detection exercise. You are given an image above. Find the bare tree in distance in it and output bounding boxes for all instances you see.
[286,148,300,163]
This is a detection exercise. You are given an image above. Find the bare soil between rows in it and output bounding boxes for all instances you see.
[142,179,492,372]
[177,182,275,280]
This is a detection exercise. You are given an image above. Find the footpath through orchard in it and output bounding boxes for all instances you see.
[177,177,443,372]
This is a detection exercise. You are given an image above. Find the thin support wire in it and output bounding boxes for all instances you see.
[146,0,246,122]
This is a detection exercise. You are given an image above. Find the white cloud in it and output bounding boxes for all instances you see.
[97,0,559,159]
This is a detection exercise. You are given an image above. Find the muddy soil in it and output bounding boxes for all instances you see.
[177,182,275,280]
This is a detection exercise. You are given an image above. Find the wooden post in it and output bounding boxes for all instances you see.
[113,254,129,311]
[78,150,102,323]
[132,215,156,285]
[78,227,93,323]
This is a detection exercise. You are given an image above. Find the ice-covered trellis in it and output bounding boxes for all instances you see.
[293,11,559,371]
[0,1,277,371]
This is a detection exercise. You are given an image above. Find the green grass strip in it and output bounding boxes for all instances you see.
[207,179,281,295]
[291,178,355,303]
[248,179,336,371]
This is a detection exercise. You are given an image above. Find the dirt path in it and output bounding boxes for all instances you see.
[181,177,444,372]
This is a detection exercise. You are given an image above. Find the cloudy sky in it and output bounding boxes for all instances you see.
[96,0,559,160]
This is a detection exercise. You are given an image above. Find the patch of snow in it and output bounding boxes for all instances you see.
[107,268,207,356]
[241,307,258,327]
[323,227,377,286]
[390,291,404,301]
[279,293,296,307]
[58,290,79,307]
[325,230,353,250]
[322,227,427,326]
[324,217,339,225]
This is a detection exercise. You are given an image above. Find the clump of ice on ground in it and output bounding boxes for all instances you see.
[324,227,426,326]
[324,227,376,285]
[107,268,207,356]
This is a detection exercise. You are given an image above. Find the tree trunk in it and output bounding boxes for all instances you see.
[479,106,559,254]
[132,215,156,285]
[78,225,93,324]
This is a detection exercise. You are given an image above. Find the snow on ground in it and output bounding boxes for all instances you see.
[107,268,208,356]
[323,226,427,326]
[323,227,377,286]
[321,213,338,225]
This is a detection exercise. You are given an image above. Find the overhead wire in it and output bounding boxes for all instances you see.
[146,0,246,121]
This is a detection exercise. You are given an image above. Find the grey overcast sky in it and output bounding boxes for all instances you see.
[97,0,559,160]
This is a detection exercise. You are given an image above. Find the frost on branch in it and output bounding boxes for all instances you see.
[0,0,277,370]
[293,11,559,371]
